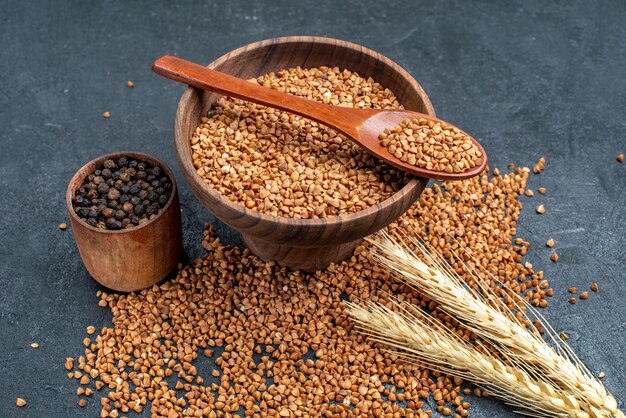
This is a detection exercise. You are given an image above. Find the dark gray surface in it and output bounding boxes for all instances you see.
[0,0,624,416]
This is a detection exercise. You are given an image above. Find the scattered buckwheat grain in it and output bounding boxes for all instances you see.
[65,164,553,417]
[532,157,545,174]
[579,291,589,300]
[127,80,134,88]
[550,252,559,262]
[538,187,546,194]
[102,111,110,118]
[536,204,545,214]
[591,282,599,292]
[546,238,555,247]
[16,398,26,407]
[617,153,624,163]
[58,223,67,230]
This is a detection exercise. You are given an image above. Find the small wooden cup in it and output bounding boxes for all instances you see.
[174,36,434,271]
[66,151,183,292]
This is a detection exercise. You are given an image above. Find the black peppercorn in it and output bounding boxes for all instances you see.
[76,207,90,218]
[158,194,169,206]
[119,194,129,204]
[152,166,162,177]
[130,196,142,205]
[134,204,145,216]
[103,159,116,170]
[107,188,121,201]
[89,209,98,218]
[97,183,109,195]
[102,207,114,218]
[146,203,160,216]
[117,157,128,167]
[138,190,148,200]
[129,184,140,195]
[114,210,126,220]
[101,168,112,179]
[122,202,133,213]
[148,191,159,202]
[137,162,146,171]
[87,218,98,227]
[119,172,131,183]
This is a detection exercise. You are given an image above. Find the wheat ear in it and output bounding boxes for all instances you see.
[366,231,623,418]
[346,300,592,418]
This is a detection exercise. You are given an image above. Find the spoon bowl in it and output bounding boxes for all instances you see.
[153,55,487,180]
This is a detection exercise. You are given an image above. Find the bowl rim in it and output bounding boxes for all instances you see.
[65,151,178,234]
[174,35,435,228]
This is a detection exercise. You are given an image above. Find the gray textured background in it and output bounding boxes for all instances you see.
[0,0,624,417]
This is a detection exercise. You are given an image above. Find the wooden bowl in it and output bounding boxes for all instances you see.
[66,151,183,291]
[174,36,434,271]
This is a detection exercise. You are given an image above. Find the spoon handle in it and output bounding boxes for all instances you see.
[152,55,360,138]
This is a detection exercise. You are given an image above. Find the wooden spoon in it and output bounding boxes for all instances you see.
[153,55,487,180]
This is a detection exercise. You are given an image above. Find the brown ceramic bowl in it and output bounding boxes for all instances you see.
[66,151,182,291]
[174,36,434,271]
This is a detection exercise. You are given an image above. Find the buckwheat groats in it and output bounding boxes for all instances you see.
[378,118,482,174]
[191,66,408,219]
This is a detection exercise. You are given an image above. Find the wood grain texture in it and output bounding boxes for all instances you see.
[65,152,183,291]
[155,55,487,180]
[173,36,434,271]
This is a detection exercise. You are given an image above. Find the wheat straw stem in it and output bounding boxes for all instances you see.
[346,300,591,418]
[366,231,622,418]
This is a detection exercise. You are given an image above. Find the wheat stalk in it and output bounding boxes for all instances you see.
[365,231,623,418]
[346,300,592,418]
